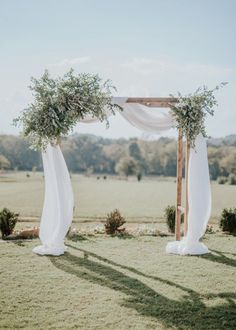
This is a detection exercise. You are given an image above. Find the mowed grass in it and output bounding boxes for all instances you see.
[0,171,236,223]
[1,172,236,329]
[1,234,236,329]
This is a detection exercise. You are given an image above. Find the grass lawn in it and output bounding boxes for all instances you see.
[1,233,236,329]
[1,171,236,223]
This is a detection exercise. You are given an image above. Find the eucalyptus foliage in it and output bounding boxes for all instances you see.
[169,83,227,148]
[15,70,121,150]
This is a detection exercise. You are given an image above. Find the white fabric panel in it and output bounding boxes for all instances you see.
[166,134,211,255]
[32,144,74,256]
[80,97,175,133]
[120,103,174,133]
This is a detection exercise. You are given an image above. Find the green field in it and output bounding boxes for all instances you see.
[0,171,236,224]
[1,171,236,329]
[1,234,236,329]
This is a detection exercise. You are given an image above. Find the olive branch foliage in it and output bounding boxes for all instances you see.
[169,82,227,148]
[14,69,121,150]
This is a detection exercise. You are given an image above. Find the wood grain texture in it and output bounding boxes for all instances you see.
[126,97,177,108]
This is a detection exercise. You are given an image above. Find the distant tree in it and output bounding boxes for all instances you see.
[115,156,138,178]
[162,142,177,176]
[103,143,126,173]
[129,141,142,160]
[0,135,42,171]
[209,161,221,180]
[32,166,37,174]
[0,155,10,170]
[129,141,148,177]
[220,150,236,176]
[1,133,236,178]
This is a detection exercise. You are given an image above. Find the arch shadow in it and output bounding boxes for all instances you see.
[49,246,236,329]
[200,249,236,268]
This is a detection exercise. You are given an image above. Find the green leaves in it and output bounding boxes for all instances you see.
[170,83,227,148]
[15,69,121,150]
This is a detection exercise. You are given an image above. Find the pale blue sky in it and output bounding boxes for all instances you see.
[0,0,235,138]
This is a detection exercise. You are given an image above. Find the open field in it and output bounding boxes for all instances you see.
[1,172,236,329]
[0,171,236,224]
[1,234,236,329]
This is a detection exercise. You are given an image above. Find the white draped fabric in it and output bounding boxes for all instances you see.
[32,144,74,256]
[80,97,175,133]
[33,97,211,256]
[166,134,211,255]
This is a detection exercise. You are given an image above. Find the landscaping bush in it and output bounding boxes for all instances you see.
[228,174,236,185]
[164,205,184,233]
[137,173,142,181]
[105,209,126,235]
[0,208,19,239]
[218,176,228,184]
[219,208,236,234]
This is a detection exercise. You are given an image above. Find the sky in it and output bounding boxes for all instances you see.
[0,0,236,139]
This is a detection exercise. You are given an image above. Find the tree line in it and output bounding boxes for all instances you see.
[0,133,236,180]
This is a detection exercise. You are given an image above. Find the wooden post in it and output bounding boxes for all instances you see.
[175,129,183,241]
[184,139,190,236]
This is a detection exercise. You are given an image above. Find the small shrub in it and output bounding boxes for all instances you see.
[0,208,19,239]
[105,209,126,235]
[218,176,228,184]
[228,174,236,185]
[220,208,236,234]
[137,173,142,181]
[164,205,184,233]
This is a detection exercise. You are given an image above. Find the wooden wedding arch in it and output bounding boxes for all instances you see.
[125,97,188,241]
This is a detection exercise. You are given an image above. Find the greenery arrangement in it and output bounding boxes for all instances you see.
[220,208,236,234]
[0,208,19,239]
[164,205,184,233]
[14,69,121,150]
[15,69,227,152]
[105,209,126,235]
[169,83,227,148]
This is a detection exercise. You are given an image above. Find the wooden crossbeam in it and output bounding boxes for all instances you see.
[126,97,177,108]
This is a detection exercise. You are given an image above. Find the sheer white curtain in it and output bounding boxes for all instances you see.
[32,144,74,256]
[166,134,211,255]
[33,97,211,256]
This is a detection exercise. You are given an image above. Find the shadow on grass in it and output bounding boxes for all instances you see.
[11,240,26,247]
[67,234,91,242]
[200,249,236,268]
[50,247,236,330]
[110,232,135,239]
